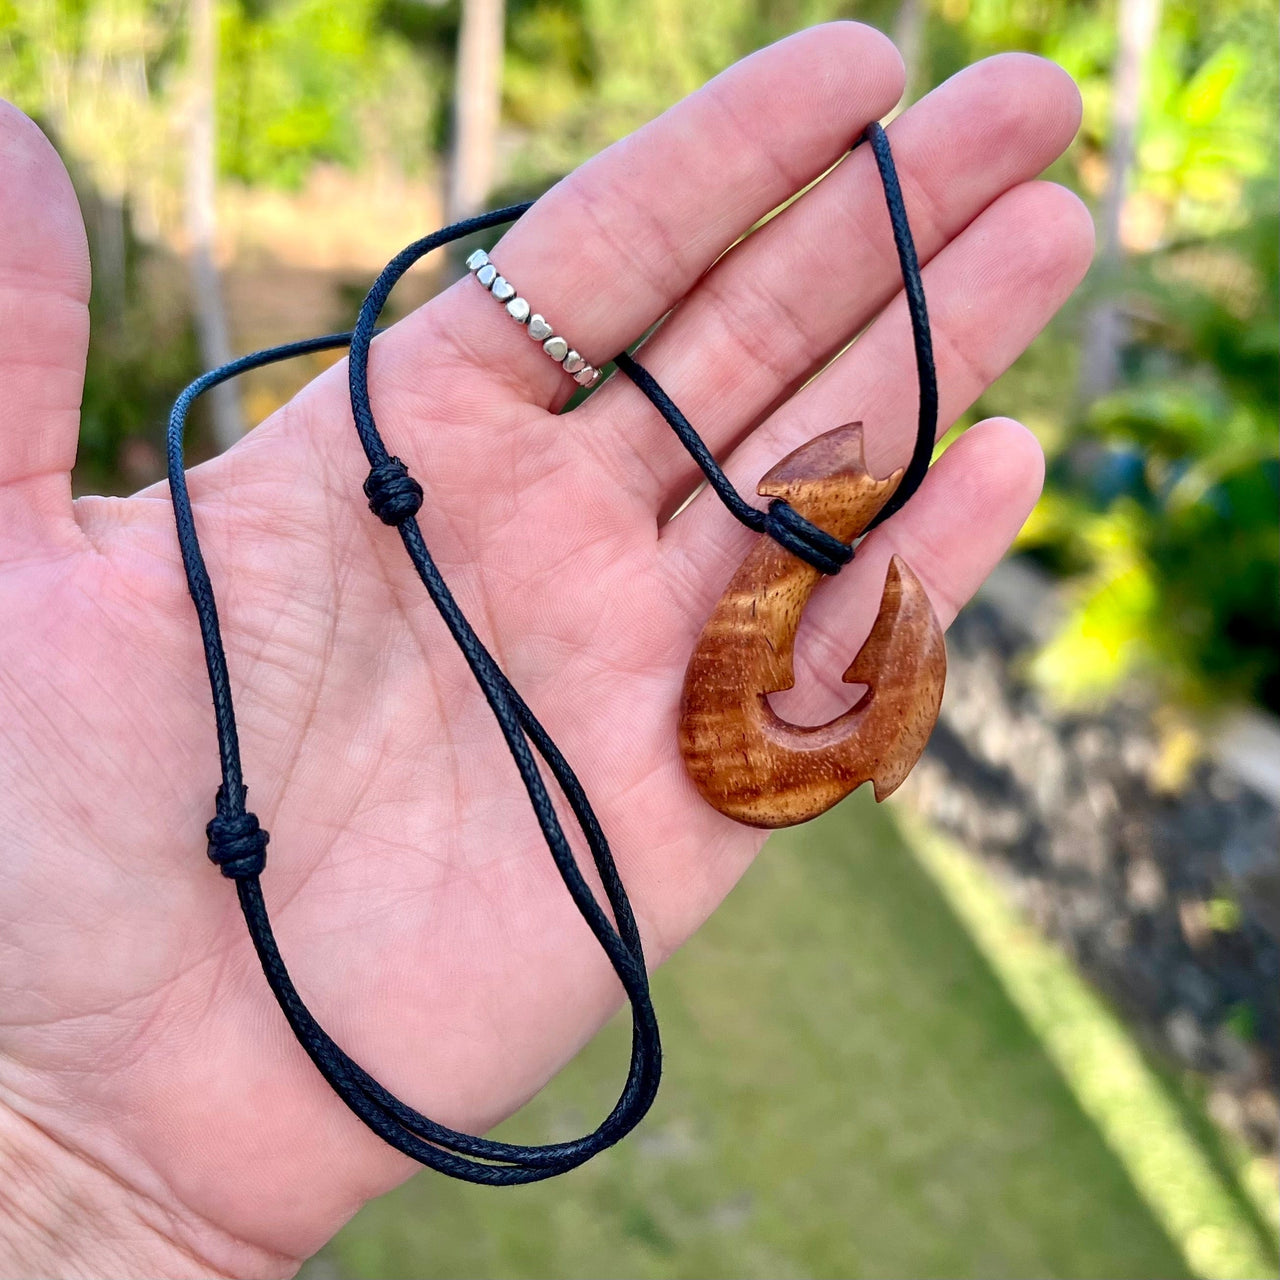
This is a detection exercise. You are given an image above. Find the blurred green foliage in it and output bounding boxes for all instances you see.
[220,0,432,185]
[1024,191,1279,709]
[0,0,1275,708]
[1007,0,1279,711]
[499,0,901,187]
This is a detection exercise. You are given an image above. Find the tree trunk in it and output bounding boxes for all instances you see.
[1078,0,1162,404]
[891,0,926,114]
[446,0,506,225]
[186,0,242,452]
[93,192,127,324]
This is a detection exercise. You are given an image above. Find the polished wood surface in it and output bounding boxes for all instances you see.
[680,424,946,828]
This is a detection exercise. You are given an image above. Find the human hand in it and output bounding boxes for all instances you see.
[0,24,1091,1278]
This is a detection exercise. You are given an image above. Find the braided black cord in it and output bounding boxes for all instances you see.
[167,122,934,1183]
[169,227,660,1185]
[617,121,936,555]
[861,122,938,530]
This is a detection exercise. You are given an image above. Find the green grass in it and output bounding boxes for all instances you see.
[909,817,1278,1280]
[307,793,1272,1280]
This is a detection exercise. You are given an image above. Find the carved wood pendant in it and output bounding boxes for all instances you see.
[679,424,946,828]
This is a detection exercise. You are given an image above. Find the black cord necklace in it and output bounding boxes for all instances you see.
[166,121,935,1184]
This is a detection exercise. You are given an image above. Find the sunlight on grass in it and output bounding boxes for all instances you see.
[905,814,1279,1280]
[307,792,1248,1280]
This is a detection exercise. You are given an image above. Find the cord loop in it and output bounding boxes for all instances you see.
[364,457,424,525]
[763,499,853,575]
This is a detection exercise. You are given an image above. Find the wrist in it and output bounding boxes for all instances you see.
[0,1099,293,1279]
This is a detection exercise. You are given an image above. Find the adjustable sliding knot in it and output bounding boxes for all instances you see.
[207,809,269,879]
[763,500,853,576]
[364,457,423,525]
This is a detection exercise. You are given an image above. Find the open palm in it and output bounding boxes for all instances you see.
[0,25,1091,1278]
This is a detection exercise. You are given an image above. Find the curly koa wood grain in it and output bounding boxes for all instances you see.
[679,424,946,828]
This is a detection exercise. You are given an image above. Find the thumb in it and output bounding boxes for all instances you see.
[0,101,90,561]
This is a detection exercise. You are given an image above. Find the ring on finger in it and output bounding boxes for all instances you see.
[465,249,601,388]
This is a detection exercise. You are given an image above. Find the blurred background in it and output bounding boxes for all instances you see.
[1,1,1276,1276]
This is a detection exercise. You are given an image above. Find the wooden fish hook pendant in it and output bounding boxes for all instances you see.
[680,424,946,828]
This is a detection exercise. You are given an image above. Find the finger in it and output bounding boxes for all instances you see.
[765,416,1043,729]
[660,179,1094,582]
[382,22,904,409]
[578,53,1080,513]
[0,102,90,560]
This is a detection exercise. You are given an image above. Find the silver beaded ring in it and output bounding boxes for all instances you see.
[465,249,600,388]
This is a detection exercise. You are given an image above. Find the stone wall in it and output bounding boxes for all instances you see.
[905,562,1280,1151]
